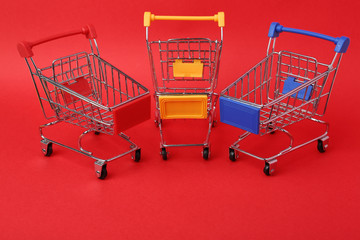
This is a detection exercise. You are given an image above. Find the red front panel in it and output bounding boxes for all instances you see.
[112,94,151,134]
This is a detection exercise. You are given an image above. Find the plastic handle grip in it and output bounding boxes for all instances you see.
[268,22,350,53]
[144,12,225,27]
[17,24,97,58]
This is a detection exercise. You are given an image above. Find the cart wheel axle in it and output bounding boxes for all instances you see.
[95,161,108,180]
[263,159,277,176]
[41,140,53,157]
[98,164,107,180]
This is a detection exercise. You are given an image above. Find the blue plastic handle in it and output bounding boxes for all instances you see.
[268,22,350,53]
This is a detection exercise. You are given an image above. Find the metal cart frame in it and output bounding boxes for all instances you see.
[18,25,150,179]
[220,22,349,175]
[144,12,224,160]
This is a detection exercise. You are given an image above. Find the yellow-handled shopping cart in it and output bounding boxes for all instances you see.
[144,12,224,160]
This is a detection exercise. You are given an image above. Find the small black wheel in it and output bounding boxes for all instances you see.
[229,148,236,162]
[94,131,100,135]
[317,140,326,153]
[134,149,141,162]
[263,162,270,176]
[202,147,209,160]
[43,143,53,157]
[98,164,107,180]
[161,148,168,160]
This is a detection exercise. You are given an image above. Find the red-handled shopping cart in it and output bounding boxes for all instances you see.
[18,25,150,179]
[144,12,224,160]
[220,22,350,175]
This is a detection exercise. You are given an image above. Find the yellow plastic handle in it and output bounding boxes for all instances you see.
[144,12,225,27]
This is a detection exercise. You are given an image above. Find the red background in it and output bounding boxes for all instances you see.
[1,0,359,239]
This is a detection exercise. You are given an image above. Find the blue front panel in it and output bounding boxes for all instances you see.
[219,96,260,134]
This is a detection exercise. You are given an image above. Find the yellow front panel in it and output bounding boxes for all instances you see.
[173,59,203,78]
[159,95,208,119]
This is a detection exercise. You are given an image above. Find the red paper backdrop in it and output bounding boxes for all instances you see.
[1,0,359,239]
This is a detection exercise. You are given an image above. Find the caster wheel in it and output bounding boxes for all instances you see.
[263,162,270,176]
[317,139,326,153]
[229,148,236,162]
[161,148,168,160]
[94,131,100,135]
[263,160,277,176]
[202,147,209,160]
[98,164,107,180]
[134,149,141,162]
[42,142,53,157]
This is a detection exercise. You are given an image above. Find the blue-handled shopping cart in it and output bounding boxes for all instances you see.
[220,22,350,175]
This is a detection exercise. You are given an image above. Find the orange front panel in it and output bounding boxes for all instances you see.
[159,95,208,119]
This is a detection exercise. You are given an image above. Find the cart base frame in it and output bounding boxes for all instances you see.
[39,120,141,179]
[229,118,329,175]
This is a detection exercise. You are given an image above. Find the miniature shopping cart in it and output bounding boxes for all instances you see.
[144,12,224,160]
[220,22,349,175]
[18,25,150,179]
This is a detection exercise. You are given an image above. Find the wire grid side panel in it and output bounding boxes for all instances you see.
[47,52,99,107]
[90,55,148,108]
[50,52,91,84]
[35,72,114,134]
[36,53,112,134]
[48,53,101,116]
[29,72,59,120]
[258,51,331,135]
[312,65,338,117]
[55,98,114,135]
[153,38,220,93]
[222,54,274,106]
[273,51,320,98]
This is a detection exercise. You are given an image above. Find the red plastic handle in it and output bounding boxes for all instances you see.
[17,24,97,58]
